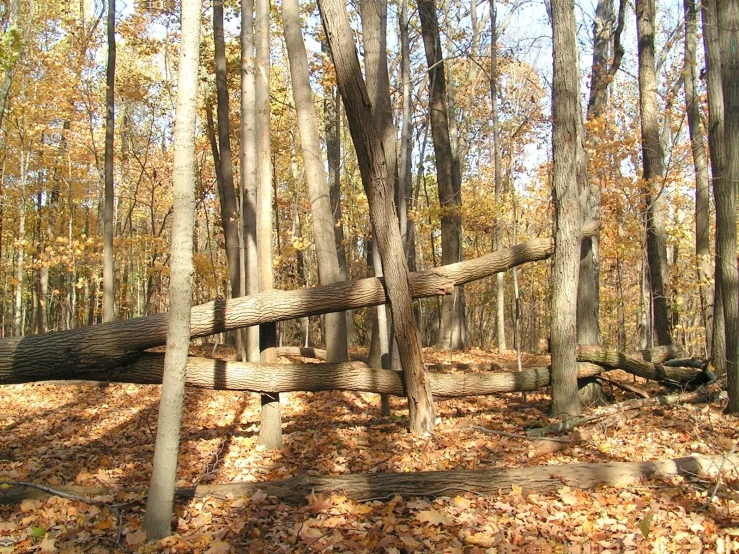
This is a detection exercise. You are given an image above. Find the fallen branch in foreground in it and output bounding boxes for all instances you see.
[527,381,726,437]
[4,453,737,506]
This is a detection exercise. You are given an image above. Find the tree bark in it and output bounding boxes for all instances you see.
[319,0,435,433]
[683,0,713,358]
[0,226,599,384]
[418,0,466,351]
[102,0,116,323]
[49,346,706,396]
[636,0,672,346]
[550,0,582,418]
[255,0,281,448]
[490,0,506,352]
[185,454,737,505]
[10,454,735,507]
[141,0,200,538]
[282,0,347,362]
[241,0,260,362]
[702,0,726,376]
[716,0,739,412]
[213,0,241,300]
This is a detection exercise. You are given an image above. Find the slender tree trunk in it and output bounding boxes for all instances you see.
[213,0,241,299]
[142,0,200,538]
[282,0,347,362]
[418,0,466,351]
[550,0,582,418]
[241,0,259,362]
[319,0,436,433]
[323,47,353,345]
[636,0,672,346]
[683,0,713,357]
[716,0,739,412]
[490,0,506,352]
[398,0,413,261]
[701,0,726,375]
[102,0,116,323]
[256,0,281,448]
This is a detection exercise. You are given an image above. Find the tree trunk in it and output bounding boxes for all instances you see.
[241,0,260,362]
[213,0,241,300]
[323,43,354,346]
[102,0,116,323]
[0,225,598,385]
[490,0,506,352]
[318,0,436,433]
[716,0,739,412]
[636,0,672,346]
[256,0,281,448]
[181,454,738,506]
[418,0,466,351]
[550,0,582,418]
[701,0,726,376]
[48,346,705,396]
[141,0,200,538]
[282,0,347,363]
[683,0,713,357]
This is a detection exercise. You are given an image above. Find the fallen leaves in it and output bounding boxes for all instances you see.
[3,350,738,552]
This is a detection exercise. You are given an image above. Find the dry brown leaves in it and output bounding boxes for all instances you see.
[3,347,739,552]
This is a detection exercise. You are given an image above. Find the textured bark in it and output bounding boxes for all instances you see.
[188,454,737,505]
[550,0,582,418]
[141,0,200,538]
[636,0,672,346]
[577,0,624,347]
[418,0,466,351]
[0,227,600,385]
[213,0,241,299]
[684,0,713,357]
[716,0,739,412]
[319,0,435,433]
[10,455,735,507]
[702,0,726,376]
[102,0,116,323]
[282,0,347,362]
[241,0,259,362]
[255,0,280,448]
[490,1,506,352]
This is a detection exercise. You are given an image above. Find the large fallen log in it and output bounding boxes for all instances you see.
[64,353,562,396]
[576,347,702,383]
[4,454,736,506]
[59,347,699,397]
[1,223,599,385]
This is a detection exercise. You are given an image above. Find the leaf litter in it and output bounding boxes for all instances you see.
[2,347,739,552]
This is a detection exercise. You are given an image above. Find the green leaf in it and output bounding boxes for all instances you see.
[31,526,46,540]
[639,511,653,538]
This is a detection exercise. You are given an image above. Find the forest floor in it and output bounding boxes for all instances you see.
[3,346,739,553]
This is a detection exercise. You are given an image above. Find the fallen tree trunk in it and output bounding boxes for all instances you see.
[576,348,701,382]
[1,223,599,384]
[4,453,735,506]
[63,353,566,396]
[527,381,725,436]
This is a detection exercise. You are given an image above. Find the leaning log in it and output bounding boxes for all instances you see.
[5,453,733,506]
[1,224,599,385]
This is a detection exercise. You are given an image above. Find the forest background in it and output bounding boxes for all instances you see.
[0,0,720,358]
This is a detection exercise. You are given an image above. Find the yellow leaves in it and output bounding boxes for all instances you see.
[415,507,452,526]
